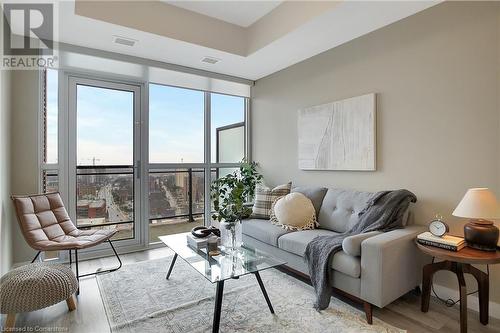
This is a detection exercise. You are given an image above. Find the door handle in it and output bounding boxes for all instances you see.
[134,161,141,179]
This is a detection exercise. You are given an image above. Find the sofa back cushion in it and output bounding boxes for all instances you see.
[291,186,327,217]
[318,188,375,233]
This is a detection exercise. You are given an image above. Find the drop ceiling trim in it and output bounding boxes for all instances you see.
[57,41,255,86]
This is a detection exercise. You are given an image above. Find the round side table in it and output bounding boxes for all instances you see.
[417,243,500,333]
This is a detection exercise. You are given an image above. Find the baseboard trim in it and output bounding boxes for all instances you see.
[431,283,500,320]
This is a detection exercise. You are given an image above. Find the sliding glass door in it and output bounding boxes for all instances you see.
[68,77,142,246]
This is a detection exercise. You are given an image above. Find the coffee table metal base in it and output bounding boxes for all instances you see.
[165,254,275,333]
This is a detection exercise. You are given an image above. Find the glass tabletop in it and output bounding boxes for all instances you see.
[159,232,286,283]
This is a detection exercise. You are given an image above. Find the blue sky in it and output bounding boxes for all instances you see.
[46,70,245,165]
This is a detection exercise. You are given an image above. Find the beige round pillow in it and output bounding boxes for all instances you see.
[270,192,318,231]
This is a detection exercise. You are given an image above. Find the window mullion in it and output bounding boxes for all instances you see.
[204,92,211,226]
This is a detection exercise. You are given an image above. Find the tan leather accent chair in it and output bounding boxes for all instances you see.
[11,192,122,294]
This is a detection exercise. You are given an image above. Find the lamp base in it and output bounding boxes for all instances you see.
[464,220,499,252]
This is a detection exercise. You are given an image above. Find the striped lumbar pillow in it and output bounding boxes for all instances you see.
[251,182,292,219]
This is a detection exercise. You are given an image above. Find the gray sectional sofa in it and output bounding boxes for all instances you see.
[242,186,426,324]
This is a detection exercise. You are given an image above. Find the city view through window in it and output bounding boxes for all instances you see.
[44,70,247,244]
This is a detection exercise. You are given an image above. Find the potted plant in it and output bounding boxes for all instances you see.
[210,161,262,251]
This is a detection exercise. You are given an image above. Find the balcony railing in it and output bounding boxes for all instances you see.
[148,168,214,223]
[76,165,134,228]
[42,166,223,236]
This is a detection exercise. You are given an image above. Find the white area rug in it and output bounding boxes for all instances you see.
[97,257,404,333]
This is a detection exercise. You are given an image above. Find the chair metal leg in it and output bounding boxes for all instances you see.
[69,249,72,267]
[76,240,123,278]
[31,251,41,263]
[69,240,122,296]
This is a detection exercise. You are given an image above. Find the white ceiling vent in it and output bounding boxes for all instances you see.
[201,56,220,65]
[113,36,137,47]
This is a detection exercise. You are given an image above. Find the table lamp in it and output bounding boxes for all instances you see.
[452,188,500,251]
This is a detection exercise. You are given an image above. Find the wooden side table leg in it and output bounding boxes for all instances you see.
[456,263,467,333]
[466,264,489,325]
[421,260,452,312]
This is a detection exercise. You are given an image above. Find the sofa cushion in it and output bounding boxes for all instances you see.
[342,231,382,256]
[331,251,361,278]
[291,186,327,217]
[242,219,292,246]
[277,229,338,256]
[277,230,361,278]
[318,189,375,233]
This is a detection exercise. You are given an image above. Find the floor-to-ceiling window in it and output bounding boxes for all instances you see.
[40,68,60,260]
[41,68,59,193]
[41,69,250,252]
[148,84,206,243]
[147,84,248,243]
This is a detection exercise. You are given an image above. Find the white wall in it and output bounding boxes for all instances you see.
[252,2,500,304]
[9,70,41,264]
[0,68,13,275]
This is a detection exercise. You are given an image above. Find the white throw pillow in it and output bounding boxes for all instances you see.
[270,192,318,231]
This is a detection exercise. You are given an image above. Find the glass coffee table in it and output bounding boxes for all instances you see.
[159,232,286,333]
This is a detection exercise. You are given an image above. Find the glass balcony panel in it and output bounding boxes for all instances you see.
[148,168,206,243]
[76,167,134,241]
[211,93,245,163]
[42,170,59,193]
[78,222,134,241]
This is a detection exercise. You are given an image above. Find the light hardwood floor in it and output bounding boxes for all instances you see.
[1,247,499,333]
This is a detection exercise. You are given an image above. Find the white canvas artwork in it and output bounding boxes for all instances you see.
[298,93,376,171]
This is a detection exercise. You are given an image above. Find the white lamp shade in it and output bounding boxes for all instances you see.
[452,188,500,219]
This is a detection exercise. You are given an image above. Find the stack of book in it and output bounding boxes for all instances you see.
[417,232,466,251]
[186,233,220,250]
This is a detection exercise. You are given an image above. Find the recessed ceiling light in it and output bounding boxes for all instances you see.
[113,35,137,47]
[201,56,220,65]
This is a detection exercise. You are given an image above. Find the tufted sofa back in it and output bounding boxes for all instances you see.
[317,188,411,233]
[11,192,78,250]
[318,189,375,233]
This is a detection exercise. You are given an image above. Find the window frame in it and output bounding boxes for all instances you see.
[147,83,250,245]
[39,70,251,256]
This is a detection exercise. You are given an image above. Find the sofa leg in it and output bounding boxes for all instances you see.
[5,313,16,328]
[363,302,373,324]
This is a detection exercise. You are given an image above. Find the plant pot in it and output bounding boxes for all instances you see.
[220,220,242,252]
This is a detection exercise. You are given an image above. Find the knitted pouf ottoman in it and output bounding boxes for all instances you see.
[0,263,78,328]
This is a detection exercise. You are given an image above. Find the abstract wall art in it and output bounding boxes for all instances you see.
[298,93,376,171]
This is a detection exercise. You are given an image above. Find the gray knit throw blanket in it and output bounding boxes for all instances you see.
[304,189,417,310]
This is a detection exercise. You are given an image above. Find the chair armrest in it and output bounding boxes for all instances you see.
[342,231,382,256]
[360,225,427,308]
